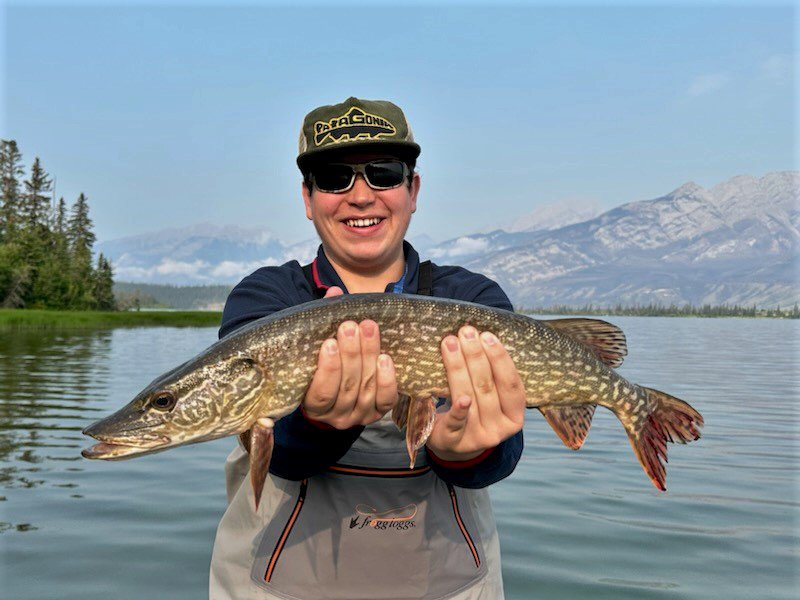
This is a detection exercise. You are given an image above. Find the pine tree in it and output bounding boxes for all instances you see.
[93,254,116,310]
[21,157,52,231]
[0,140,24,241]
[67,193,96,308]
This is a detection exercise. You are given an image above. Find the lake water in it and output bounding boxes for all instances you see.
[0,317,797,599]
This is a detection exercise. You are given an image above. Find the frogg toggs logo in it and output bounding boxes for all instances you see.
[314,107,397,147]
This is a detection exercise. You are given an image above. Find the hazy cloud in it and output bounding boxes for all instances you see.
[429,237,490,259]
[761,54,791,85]
[687,73,731,97]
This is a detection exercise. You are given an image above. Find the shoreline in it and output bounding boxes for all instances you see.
[0,309,222,329]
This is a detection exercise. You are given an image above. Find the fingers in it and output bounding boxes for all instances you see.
[356,319,380,420]
[336,321,362,415]
[304,338,342,418]
[304,319,398,428]
[479,331,526,425]
[375,354,398,414]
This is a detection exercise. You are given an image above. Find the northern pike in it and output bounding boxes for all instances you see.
[82,293,703,507]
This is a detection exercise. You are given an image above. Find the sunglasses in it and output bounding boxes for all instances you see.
[309,160,410,193]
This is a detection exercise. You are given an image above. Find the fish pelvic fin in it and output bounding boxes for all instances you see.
[627,388,704,491]
[392,394,411,431]
[249,417,275,510]
[544,318,628,368]
[405,397,437,468]
[539,405,597,450]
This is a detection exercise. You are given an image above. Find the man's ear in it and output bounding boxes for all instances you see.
[301,181,313,220]
[410,172,421,214]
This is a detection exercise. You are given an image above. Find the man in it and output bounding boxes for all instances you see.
[210,97,525,599]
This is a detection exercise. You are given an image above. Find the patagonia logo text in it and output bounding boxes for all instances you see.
[314,107,397,147]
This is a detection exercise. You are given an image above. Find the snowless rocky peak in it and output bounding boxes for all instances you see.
[504,198,602,233]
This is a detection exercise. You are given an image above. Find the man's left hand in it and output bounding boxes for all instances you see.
[425,326,526,462]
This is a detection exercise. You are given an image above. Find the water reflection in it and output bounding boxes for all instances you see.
[0,330,111,502]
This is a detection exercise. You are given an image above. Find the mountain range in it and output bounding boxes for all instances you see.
[98,171,799,308]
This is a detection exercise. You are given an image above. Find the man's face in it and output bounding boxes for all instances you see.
[302,152,420,272]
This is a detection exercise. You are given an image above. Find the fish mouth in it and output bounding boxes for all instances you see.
[82,429,172,461]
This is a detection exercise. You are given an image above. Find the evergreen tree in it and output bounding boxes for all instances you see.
[21,157,52,231]
[67,193,96,308]
[93,254,116,310]
[0,140,24,241]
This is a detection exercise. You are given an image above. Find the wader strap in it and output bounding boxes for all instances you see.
[302,259,433,297]
[417,260,432,296]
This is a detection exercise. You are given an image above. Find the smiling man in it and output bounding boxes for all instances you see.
[210,97,525,600]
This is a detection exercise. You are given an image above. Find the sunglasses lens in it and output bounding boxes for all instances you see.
[365,161,406,189]
[312,164,355,192]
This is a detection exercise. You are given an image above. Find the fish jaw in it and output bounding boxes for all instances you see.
[81,440,170,460]
[82,416,172,460]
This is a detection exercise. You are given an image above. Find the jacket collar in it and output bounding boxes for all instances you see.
[311,241,420,294]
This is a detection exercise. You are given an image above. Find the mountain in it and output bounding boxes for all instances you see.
[498,197,602,233]
[99,171,798,308]
[457,171,798,308]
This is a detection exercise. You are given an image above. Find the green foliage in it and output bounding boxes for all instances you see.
[0,140,24,240]
[0,140,116,311]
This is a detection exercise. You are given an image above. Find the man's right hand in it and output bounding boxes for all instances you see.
[302,287,399,429]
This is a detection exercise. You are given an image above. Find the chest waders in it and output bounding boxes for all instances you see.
[248,260,488,599]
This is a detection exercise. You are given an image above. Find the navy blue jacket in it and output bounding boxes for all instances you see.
[219,242,524,488]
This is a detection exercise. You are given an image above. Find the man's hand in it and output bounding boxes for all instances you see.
[426,326,526,462]
[302,287,399,429]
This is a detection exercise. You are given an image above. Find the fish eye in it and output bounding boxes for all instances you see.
[151,391,177,412]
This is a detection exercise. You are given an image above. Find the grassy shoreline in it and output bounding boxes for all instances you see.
[0,309,222,329]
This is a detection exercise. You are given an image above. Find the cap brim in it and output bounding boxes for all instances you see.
[297,140,421,171]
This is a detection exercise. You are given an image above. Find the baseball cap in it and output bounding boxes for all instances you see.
[297,97,421,171]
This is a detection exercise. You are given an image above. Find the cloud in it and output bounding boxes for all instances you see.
[429,236,490,259]
[761,54,791,85]
[687,72,731,97]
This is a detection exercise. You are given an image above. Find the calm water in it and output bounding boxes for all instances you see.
[0,318,797,599]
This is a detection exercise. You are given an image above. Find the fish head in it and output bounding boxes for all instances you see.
[82,351,269,460]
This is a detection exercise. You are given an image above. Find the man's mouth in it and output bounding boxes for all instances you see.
[343,217,384,228]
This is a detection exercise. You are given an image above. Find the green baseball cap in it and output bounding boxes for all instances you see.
[297,97,421,171]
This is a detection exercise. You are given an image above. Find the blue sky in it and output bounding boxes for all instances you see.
[2,1,795,244]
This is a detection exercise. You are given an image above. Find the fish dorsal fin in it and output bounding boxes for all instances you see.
[538,405,597,450]
[545,318,628,368]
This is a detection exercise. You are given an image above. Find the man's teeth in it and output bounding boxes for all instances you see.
[345,218,382,228]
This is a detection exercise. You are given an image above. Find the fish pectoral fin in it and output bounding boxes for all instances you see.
[249,417,275,510]
[626,387,704,492]
[405,396,437,468]
[544,318,628,368]
[392,394,411,431]
[539,405,596,450]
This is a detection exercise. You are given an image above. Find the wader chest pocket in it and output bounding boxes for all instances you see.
[250,465,487,599]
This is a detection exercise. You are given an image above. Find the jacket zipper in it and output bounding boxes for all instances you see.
[264,478,308,583]
[447,484,481,569]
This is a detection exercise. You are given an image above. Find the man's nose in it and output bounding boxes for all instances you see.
[347,173,376,203]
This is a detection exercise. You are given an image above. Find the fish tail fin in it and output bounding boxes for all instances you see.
[626,387,704,491]
[249,418,275,510]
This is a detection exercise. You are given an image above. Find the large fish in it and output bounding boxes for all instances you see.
[82,293,703,507]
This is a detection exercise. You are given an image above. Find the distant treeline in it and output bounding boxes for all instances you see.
[521,303,800,319]
[0,140,115,310]
[114,282,233,311]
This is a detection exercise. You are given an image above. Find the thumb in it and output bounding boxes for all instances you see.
[441,395,471,435]
[324,286,344,298]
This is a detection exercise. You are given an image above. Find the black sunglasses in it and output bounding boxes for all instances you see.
[309,160,409,193]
